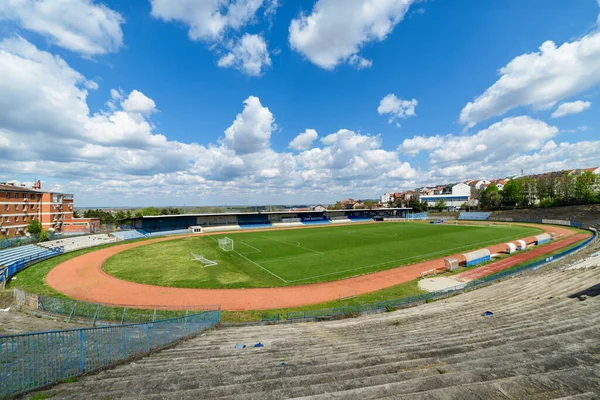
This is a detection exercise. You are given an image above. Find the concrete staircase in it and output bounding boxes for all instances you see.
[32,263,600,399]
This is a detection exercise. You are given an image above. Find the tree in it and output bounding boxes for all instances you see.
[73,210,81,218]
[408,198,427,212]
[435,199,447,212]
[519,177,537,208]
[39,229,49,242]
[26,219,42,235]
[362,200,377,210]
[574,171,598,204]
[83,209,116,225]
[328,202,342,210]
[501,179,523,207]
[480,184,501,210]
[557,172,576,205]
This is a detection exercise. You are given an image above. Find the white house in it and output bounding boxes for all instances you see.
[451,182,471,196]
[381,192,393,204]
[313,205,327,212]
[420,182,472,210]
[471,180,491,190]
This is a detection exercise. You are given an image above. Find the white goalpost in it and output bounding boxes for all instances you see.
[218,237,234,252]
[190,252,218,267]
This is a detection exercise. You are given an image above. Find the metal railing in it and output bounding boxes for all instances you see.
[284,229,597,321]
[0,310,220,398]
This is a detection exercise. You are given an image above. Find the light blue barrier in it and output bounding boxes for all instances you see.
[0,310,220,398]
[458,212,492,221]
[405,212,428,220]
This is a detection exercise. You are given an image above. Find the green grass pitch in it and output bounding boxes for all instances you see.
[102,222,542,289]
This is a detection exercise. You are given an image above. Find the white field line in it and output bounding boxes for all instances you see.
[233,250,288,283]
[260,235,324,255]
[286,229,541,283]
[239,241,262,253]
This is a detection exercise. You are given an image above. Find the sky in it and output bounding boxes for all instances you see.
[0,0,599,207]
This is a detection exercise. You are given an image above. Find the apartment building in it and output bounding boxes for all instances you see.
[0,181,98,237]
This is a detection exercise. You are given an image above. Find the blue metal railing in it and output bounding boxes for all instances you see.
[0,310,220,398]
[284,229,597,321]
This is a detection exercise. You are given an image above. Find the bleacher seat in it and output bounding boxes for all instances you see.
[143,229,189,237]
[111,230,146,240]
[38,234,118,252]
[0,245,59,267]
[457,212,492,221]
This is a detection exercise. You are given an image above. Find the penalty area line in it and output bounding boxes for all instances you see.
[240,241,262,253]
[233,250,289,283]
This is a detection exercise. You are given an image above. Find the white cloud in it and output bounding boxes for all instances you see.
[377,94,417,123]
[541,140,557,153]
[217,33,271,76]
[551,100,591,118]
[289,129,318,150]
[349,54,373,69]
[430,116,558,164]
[289,0,414,70]
[223,95,275,154]
[398,135,444,156]
[0,0,124,55]
[398,116,582,183]
[121,90,157,115]
[150,0,275,76]
[150,0,263,41]
[460,32,600,127]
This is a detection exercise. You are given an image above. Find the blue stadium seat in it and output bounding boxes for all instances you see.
[0,244,61,267]
[111,230,146,240]
[144,229,189,237]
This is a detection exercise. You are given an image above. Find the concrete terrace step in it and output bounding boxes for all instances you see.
[42,318,600,399]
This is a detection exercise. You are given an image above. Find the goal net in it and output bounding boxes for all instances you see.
[190,252,218,267]
[218,237,234,252]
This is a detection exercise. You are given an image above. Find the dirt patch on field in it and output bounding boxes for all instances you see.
[45,223,585,311]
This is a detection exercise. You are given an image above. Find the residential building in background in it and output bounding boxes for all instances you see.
[0,181,99,237]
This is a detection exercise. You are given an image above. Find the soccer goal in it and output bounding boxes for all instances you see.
[218,237,234,252]
[190,252,218,267]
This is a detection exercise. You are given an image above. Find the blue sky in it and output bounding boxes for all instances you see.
[0,0,599,207]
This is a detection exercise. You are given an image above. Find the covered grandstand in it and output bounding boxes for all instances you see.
[128,208,411,234]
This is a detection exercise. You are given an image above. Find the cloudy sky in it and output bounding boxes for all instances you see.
[0,0,599,207]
